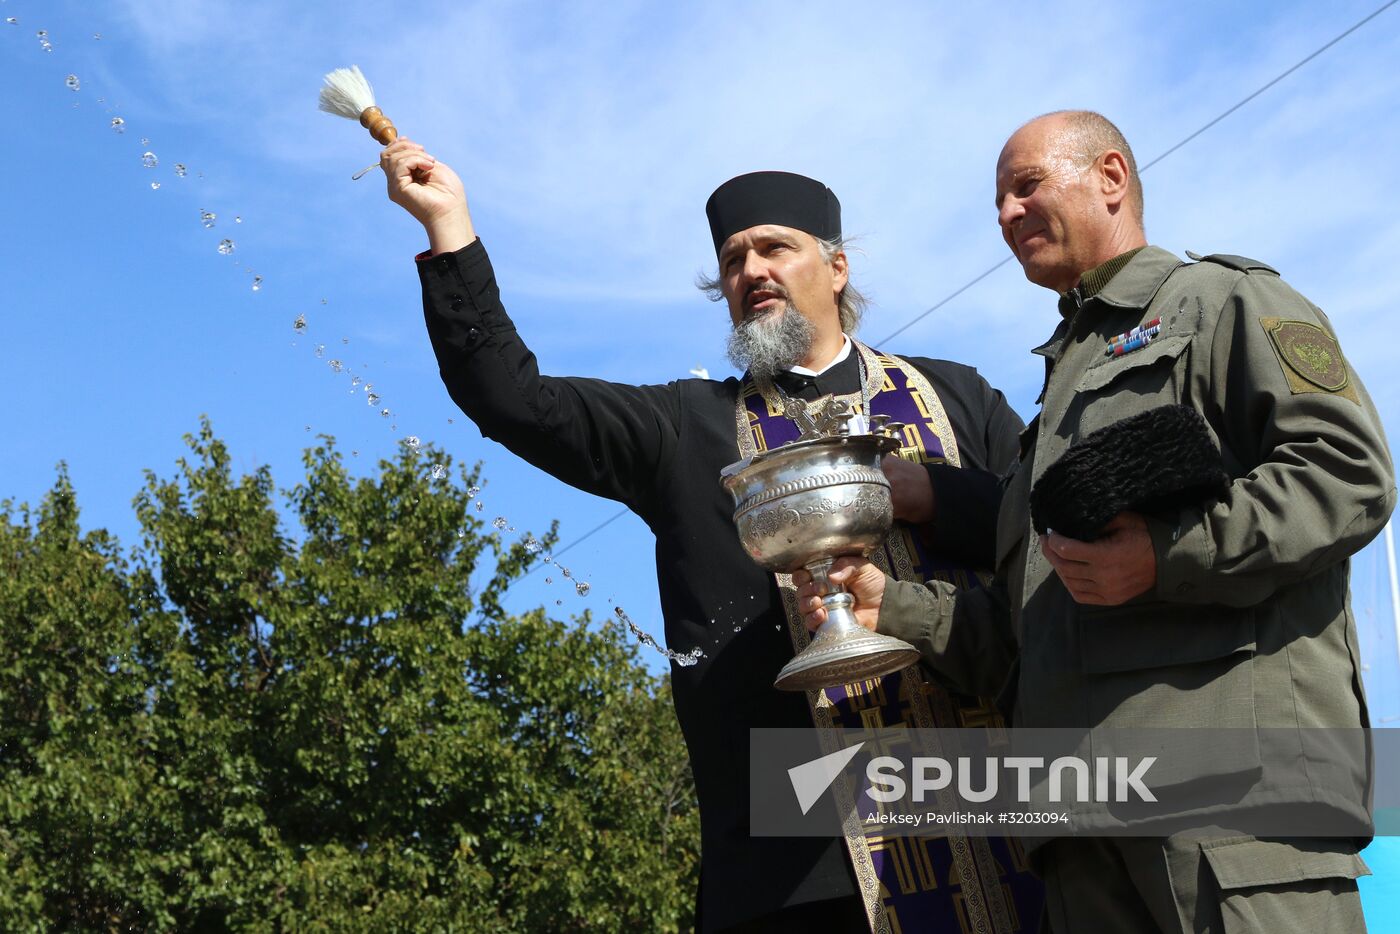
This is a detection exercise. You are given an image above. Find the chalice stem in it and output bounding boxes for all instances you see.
[804,558,863,638]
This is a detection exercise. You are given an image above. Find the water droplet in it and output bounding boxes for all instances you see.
[37,30,52,52]
[141,151,158,169]
[475,501,484,512]
[523,536,542,554]
[466,486,481,498]
[5,18,18,26]
[110,117,125,133]
[65,74,80,91]
[328,359,343,373]
[543,555,553,564]
[380,408,391,418]
[405,435,421,448]
[350,375,361,387]
[320,298,328,305]
[305,425,311,432]
[293,314,307,334]
[216,239,235,255]
[575,581,591,597]
[556,599,563,606]
[447,418,454,424]
[352,450,359,457]
[251,276,263,292]
[150,182,161,190]
[560,565,573,579]
[613,606,703,666]
[140,138,150,145]
[94,33,102,40]
[545,577,553,584]
[200,210,216,228]
[492,517,508,530]
[431,464,447,480]
[314,344,325,358]
[235,216,242,224]
[341,337,349,344]
[457,528,465,538]
[366,392,381,406]
[174,164,187,177]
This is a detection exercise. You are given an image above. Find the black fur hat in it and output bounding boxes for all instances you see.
[1030,405,1230,541]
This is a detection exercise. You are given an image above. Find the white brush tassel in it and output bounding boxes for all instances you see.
[319,65,376,119]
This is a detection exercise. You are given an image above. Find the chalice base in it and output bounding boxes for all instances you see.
[773,603,921,691]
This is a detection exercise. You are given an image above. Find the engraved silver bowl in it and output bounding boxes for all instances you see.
[721,433,921,691]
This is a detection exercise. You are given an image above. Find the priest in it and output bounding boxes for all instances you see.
[382,136,1041,932]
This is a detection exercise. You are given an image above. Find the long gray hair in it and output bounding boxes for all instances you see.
[695,236,868,334]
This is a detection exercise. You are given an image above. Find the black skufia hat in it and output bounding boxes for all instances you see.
[705,171,841,258]
[1030,405,1231,542]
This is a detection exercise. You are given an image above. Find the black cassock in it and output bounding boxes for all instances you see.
[418,239,1023,931]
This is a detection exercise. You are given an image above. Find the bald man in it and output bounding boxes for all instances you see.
[798,111,1393,932]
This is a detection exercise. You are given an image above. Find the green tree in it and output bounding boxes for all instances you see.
[0,421,698,932]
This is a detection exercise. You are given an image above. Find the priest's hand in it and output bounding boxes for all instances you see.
[793,558,887,632]
[882,454,935,525]
[1040,511,1156,605]
[382,137,476,255]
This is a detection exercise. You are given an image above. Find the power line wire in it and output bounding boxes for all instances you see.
[877,0,1398,346]
[532,0,1398,569]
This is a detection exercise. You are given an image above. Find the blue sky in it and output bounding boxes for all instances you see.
[4,0,1400,910]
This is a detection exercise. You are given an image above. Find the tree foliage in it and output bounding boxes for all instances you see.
[0,421,698,931]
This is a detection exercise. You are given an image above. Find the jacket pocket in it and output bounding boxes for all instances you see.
[1078,601,1254,675]
[1202,838,1369,934]
[1075,334,1192,393]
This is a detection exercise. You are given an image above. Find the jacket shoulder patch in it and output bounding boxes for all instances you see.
[1259,317,1357,401]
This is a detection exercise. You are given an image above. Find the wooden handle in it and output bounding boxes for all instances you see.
[359,106,398,145]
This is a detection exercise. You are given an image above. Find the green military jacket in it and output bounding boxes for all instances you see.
[879,246,1395,828]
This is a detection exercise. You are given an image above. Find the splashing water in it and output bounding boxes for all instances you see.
[65,74,80,91]
[150,182,161,190]
[314,344,325,358]
[141,151,158,169]
[405,435,421,448]
[37,30,52,52]
[216,239,235,256]
[522,536,542,554]
[492,517,508,530]
[174,164,187,177]
[431,464,447,480]
[110,117,125,133]
[614,606,702,666]
[293,314,307,334]
[575,581,591,597]
[466,486,481,499]
[380,408,391,418]
[328,359,343,373]
[366,392,381,407]
[475,501,484,512]
[251,276,263,292]
[200,210,216,228]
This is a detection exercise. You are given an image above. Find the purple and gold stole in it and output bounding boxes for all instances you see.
[735,340,1043,934]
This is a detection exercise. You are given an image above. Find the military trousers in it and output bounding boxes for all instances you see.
[1036,833,1369,933]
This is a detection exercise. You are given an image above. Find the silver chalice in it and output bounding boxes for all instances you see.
[721,404,921,691]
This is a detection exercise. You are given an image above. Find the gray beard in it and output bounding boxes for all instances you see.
[726,304,816,381]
